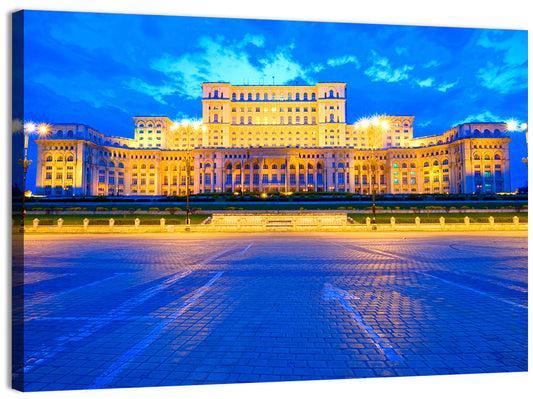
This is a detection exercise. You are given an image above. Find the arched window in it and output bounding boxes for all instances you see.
[263,164,268,169]
[109,161,115,168]
[226,164,232,170]
[118,163,124,168]
[494,153,501,160]
[312,93,316,100]
[393,163,399,168]
[433,160,439,166]
[271,164,278,169]
[337,162,344,168]
[329,89,334,98]
[67,155,74,162]
[303,93,308,100]
[423,162,429,167]
[402,163,407,168]
[99,160,106,167]
[240,93,244,100]
[255,93,260,100]
[214,90,219,98]
[329,114,335,122]
[232,93,236,100]
[410,163,416,168]
[56,130,63,137]
[263,93,268,100]
[473,153,480,160]
[248,93,252,100]
[67,130,74,138]
[213,114,219,123]
[253,164,259,169]
[46,155,53,162]
[141,164,146,169]
[484,154,491,160]
[442,159,449,165]
[295,93,300,100]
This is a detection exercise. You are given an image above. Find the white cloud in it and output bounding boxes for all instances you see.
[476,31,527,93]
[477,61,527,94]
[124,78,180,104]
[364,51,413,83]
[456,110,504,125]
[423,60,440,68]
[239,34,265,48]
[395,47,408,56]
[416,120,432,127]
[436,81,458,92]
[415,78,434,88]
[326,55,360,69]
[145,36,312,99]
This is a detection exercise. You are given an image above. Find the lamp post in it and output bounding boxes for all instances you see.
[17,122,49,232]
[172,120,204,230]
[358,116,389,229]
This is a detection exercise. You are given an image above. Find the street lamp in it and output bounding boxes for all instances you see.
[16,121,49,232]
[357,115,389,229]
[506,120,528,165]
[172,120,204,230]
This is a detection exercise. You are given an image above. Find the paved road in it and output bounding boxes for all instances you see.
[15,232,528,391]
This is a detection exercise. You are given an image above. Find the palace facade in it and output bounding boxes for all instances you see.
[34,82,512,197]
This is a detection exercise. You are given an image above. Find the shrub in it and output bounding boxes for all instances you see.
[32,207,43,211]
[449,206,456,210]
[224,207,236,210]
[192,207,202,212]
[337,206,346,210]
[149,207,160,211]
[111,207,118,211]
[96,207,108,211]
[461,206,470,210]
[53,207,63,211]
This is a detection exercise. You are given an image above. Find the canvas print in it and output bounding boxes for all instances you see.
[12,10,527,392]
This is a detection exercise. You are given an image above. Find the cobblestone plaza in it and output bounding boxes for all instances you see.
[15,232,527,391]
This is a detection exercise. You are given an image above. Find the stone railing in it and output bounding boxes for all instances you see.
[23,214,527,233]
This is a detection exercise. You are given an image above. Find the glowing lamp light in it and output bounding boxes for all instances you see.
[506,120,519,131]
[24,122,37,133]
[371,116,380,126]
[359,118,370,129]
[38,124,49,135]
[520,123,528,130]
[381,121,390,129]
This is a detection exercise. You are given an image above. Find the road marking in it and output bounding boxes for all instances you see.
[18,245,236,377]
[417,272,528,310]
[240,242,253,255]
[18,269,193,376]
[89,271,224,389]
[323,283,403,362]
[336,243,408,261]
[28,273,130,306]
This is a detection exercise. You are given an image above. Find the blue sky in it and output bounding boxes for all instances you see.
[22,10,528,190]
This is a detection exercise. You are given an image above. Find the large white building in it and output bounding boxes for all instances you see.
[34,82,512,197]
